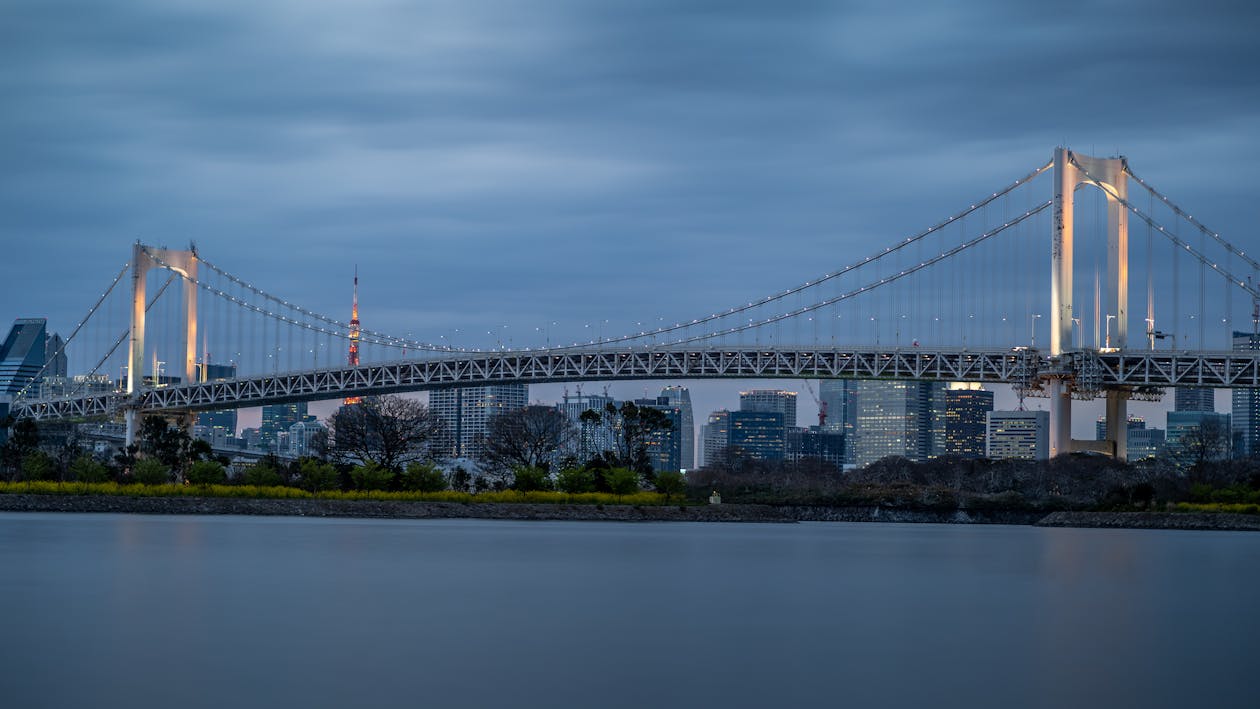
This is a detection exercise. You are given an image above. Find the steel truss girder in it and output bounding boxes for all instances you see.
[13,346,1260,422]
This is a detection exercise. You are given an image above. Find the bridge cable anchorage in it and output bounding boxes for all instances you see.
[1071,161,1260,302]
[525,161,1054,353]
[655,200,1052,348]
[1124,165,1260,271]
[12,261,130,403]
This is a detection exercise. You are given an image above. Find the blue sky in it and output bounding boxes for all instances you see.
[3,0,1258,437]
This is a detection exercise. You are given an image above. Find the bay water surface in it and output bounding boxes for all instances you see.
[1,512,1257,708]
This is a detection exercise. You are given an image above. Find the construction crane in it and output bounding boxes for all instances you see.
[801,379,827,428]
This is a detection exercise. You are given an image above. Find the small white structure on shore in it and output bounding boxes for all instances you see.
[708,490,722,505]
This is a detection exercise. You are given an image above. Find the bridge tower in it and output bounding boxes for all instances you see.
[125,242,199,445]
[1049,148,1130,460]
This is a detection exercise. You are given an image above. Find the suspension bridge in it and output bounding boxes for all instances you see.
[7,148,1259,461]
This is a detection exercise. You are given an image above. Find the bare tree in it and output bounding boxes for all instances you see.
[1177,416,1233,472]
[323,395,444,471]
[482,405,575,473]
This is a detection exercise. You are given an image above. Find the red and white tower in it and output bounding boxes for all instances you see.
[344,267,361,405]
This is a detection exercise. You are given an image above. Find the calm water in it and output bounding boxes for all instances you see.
[1,513,1257,709]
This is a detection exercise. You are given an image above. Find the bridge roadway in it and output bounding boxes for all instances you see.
[11,345,1260,421]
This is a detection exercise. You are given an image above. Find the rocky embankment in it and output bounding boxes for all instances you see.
[3,494,1259,530]
[0,494,795,523]
[1036,510,1260,531]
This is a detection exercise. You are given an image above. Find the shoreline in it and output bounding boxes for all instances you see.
[2,493,1259,531]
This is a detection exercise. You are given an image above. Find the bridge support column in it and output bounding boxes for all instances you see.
[1047,148,1130,459]
[124,408,138,448]
[125,242,199,448]
[1105,390,1128,461]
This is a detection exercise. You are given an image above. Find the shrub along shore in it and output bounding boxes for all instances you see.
[2,482,1259,530]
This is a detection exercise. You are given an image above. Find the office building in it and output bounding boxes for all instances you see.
[1174,386,1215,413]
[555,391,617,462]
[660,386,695,470]
[195,363,238,444]
[260,402,315,452]
[431,384,529,459]
[943,384,993,458]
[700,410,731,468]
[633,396,685,473]
[1095,416,1165,461]
[853,380,948,466]
[288,420,326,458]
[787,426,846,468]
[1232,331,1260,457]
[0,318,49,398]
[819,379,859,463]
[986,410,1049,460]
[739,389,797,429]
[728,410,786,460]
[1167,411,1232,465]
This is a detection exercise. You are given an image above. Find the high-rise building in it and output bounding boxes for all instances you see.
[195,362,238,443]
[739,389,797,429]
[633,396,684,473]
[660,385,695,470]
[1167,411,1232,465]
[431,385,529,459]
[1232,331,1260,457]
[260,402,315,452]
[555,391,617,462]
[44,332,67,378]
[986,410,1049,460]
[1174,386,1215,413]
[787,426,846,468]
[728,410,786,460]
[0,318,48,398]
[853,380,948,466]
[700,410,731,468]
[818,379,858,463]
[942,384,993,458]
[1095,416,1165,461]
[288,420,326,458]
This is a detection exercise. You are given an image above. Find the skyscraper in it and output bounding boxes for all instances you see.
[787,426,846,468]
[739,389,797,429]
[260,401,314,452]
[728,410,786,460]
[0,318,48,398]
[1232,331,1260,457]
[986,410,1049,460]
[853,380,947,466]
[818,379,858,463]
[942,384,993,458]
[431,385,529,459]
[1174,386,1215,412]
[555,391,617,462]
[1095,416,1165,461]
[659,385,694,469]
[195,362,238,444]
[700,410,731,468]
[633,396,684,473]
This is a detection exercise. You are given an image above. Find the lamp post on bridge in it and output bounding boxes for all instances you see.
[1029,313,1042,348]
[1105,314,1117,350]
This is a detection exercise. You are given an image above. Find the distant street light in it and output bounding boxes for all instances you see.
[1029,313,1042,347]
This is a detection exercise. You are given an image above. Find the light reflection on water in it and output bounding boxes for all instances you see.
[1,513,1257,709]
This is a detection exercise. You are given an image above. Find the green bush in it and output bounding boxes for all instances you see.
[132,458,171,486]
[605,467,641,497]
[655,470,686,501]
[403,462,447,492]
[350,462,392,491]
[242,462,283,487]
[186,460,228,486]
[68,456,110,483]
[511,466,553,492]
[21,451,57,481]
[555,467,595,494]
[298,459,338,492]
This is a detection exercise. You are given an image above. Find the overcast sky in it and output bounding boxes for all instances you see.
[3,0,1258,437]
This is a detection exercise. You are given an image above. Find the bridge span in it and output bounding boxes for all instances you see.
[13,345,1260,422]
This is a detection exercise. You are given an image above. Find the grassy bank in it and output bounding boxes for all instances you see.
[0,481,673,506]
